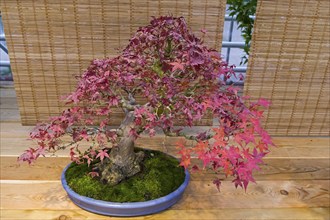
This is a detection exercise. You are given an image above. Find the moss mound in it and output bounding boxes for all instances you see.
[65,148,186,202]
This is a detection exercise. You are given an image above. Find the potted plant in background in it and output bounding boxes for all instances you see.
[18,16,273,216]
[227,0,257,65]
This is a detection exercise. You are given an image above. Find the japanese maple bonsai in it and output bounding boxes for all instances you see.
[19,16,273,202]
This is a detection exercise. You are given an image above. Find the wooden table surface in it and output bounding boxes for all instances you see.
[1,87,329,219]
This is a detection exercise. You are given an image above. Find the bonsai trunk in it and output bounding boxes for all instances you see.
[94,111,144,185]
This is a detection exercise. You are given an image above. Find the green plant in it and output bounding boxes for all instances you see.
[66,148,185,202]
[227,0,257,65]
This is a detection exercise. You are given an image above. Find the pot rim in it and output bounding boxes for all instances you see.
[61,163,189,206]
[61,160,190,216]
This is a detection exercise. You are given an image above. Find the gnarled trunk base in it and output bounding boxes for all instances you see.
[93,111,144,186]
[94,150,144,186]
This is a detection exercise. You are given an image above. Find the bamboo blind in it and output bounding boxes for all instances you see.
[244,0,330,136]
[2,0,227,125]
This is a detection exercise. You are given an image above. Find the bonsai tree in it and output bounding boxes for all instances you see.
[19,16,273,191]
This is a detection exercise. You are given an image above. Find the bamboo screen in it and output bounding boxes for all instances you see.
[2,0,227,125]
[244,0,330,136]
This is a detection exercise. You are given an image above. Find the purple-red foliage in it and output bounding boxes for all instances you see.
[18,16,273,191]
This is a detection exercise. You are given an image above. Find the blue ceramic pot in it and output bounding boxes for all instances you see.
[61,163,190,216]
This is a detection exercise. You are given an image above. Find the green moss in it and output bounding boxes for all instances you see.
[65,148,186,202]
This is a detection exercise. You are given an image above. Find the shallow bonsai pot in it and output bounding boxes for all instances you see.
[61,163,190,217]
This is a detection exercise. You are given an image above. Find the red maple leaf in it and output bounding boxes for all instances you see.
[200,28,207,34]
[69,147,76,161]
[83,154,93,167]
[261,131,274,146]
[213,127,224,137]
[194,141,209,153]
[179,155,191,169]
[198,152,213,168]
[191,165,200,173]
[169,62,185,71]
[88,172,99,178]
[96,149,110,162]
[257,98,271,107]
[176,138,187,150]
[79,130,89,141]
[51,124,63,133]
[212,128,226,145]
[213,178,221,192]
[256,141,268,153]
[219,157,233,176]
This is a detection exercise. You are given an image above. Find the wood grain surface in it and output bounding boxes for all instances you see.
[1,86,330,219]
[1,133,329,219]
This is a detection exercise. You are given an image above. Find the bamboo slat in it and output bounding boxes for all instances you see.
[1,0,227,126]
[244,0,330,136]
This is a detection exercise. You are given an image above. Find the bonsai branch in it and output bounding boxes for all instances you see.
[163,128,214,141]
[120,93,138,112]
